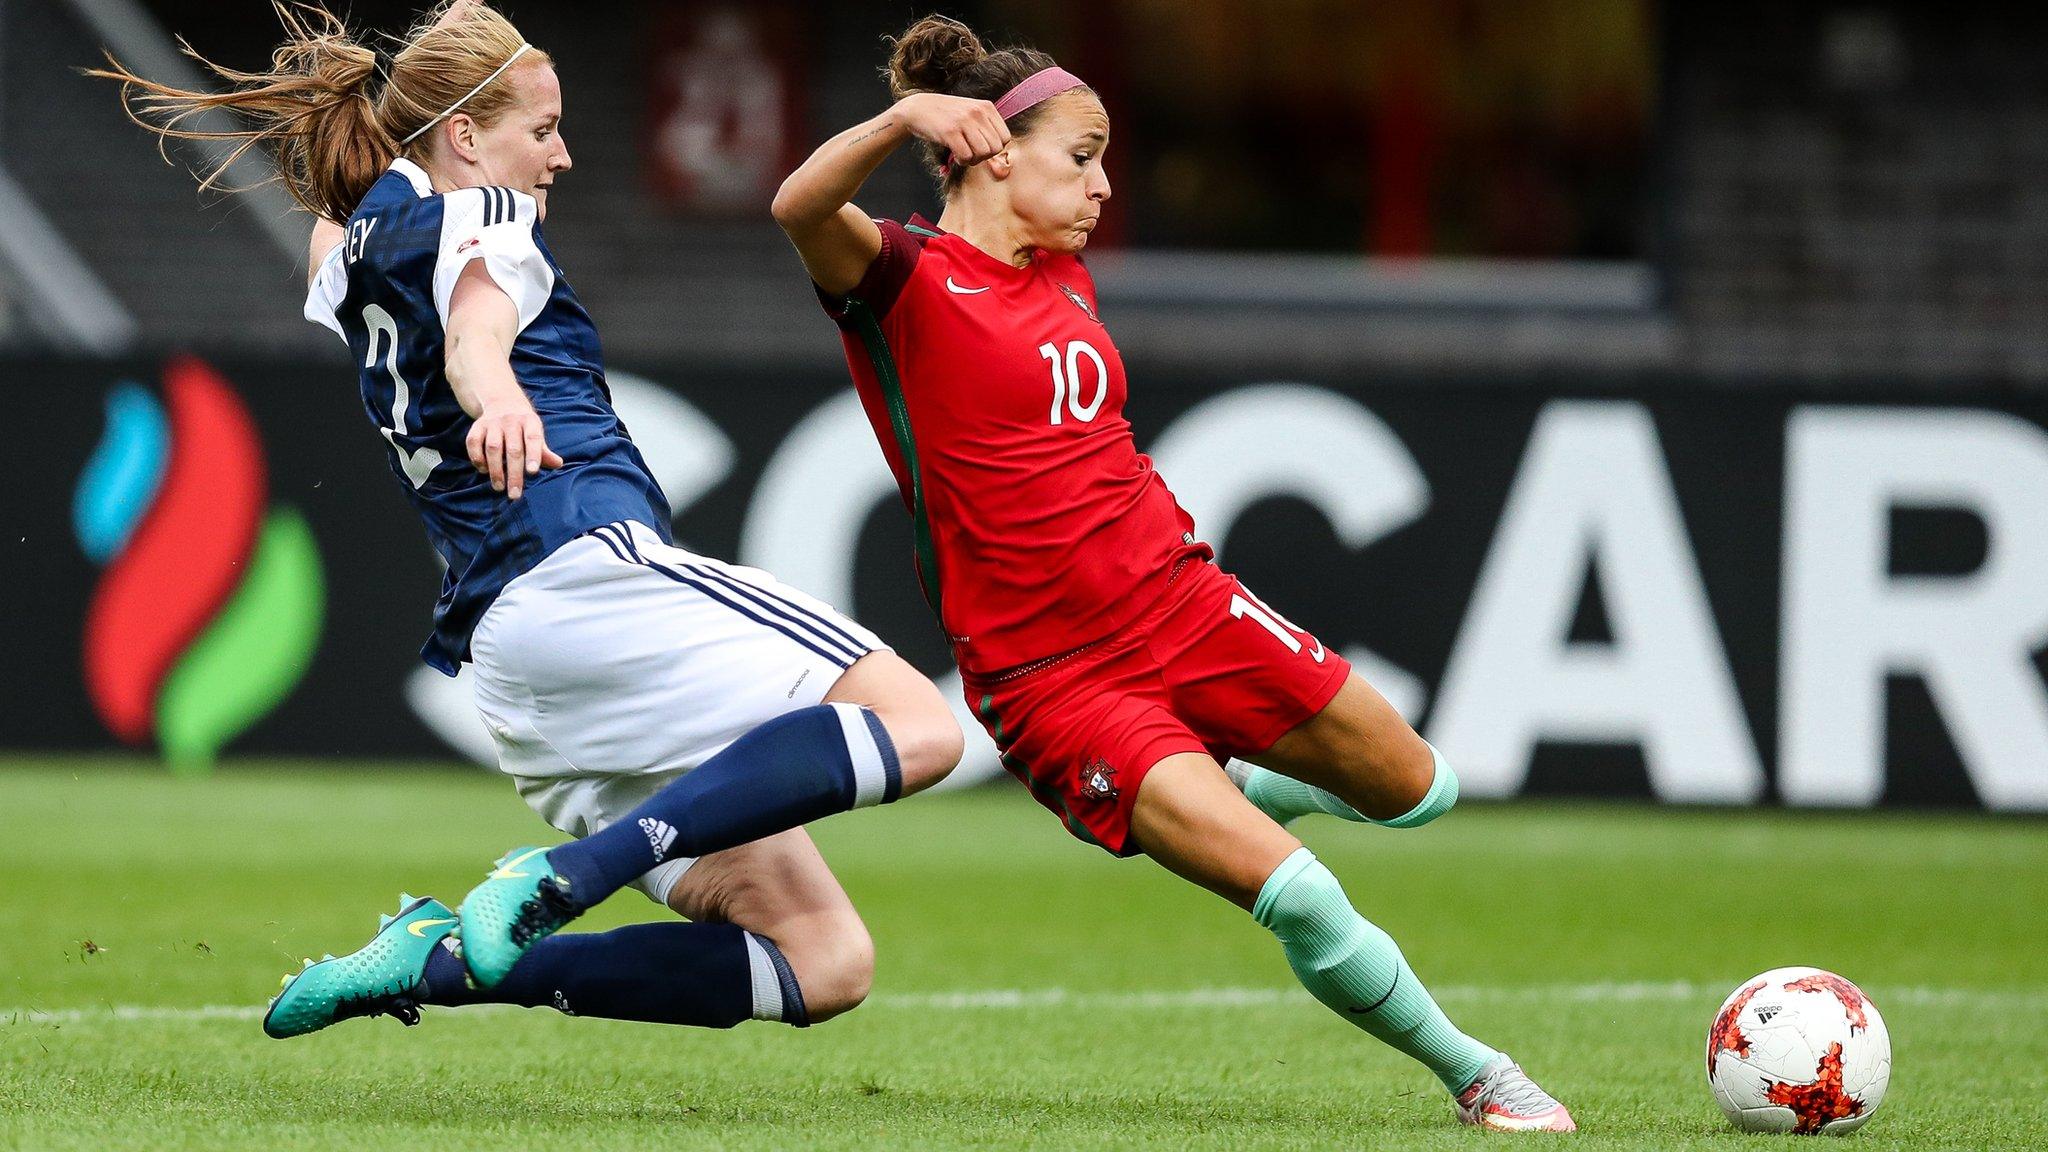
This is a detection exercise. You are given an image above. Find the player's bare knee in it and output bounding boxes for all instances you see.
[1334,726,1430,822]
[1393,749,1437,814]
[1376,742,1458,829]
[789,915,875,1023]
[882,702,964,796]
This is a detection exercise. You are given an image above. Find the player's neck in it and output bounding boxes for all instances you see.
[936,201,1035,269]
[419,156,481,196]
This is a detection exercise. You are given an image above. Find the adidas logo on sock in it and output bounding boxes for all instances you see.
[639,817,678,861]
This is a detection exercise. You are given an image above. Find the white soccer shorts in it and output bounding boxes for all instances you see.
[469,519,886,902]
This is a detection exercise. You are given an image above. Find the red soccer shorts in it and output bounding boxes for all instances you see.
[961,558,1351,856]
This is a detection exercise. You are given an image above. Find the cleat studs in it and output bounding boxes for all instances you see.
[378,915,393,930]
[399,892,417,907]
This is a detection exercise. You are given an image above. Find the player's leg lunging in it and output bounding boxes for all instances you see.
[1130,754,1574,1133]
[268,829,873,1037]
[1229,744,1457,828]
[415,920,807,1026]
[659,826,878,1023]
[271,909,809,1037]
[1231,674,1458,829]
[459,651,958,987]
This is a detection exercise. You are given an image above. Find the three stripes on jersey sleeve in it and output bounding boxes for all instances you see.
[431,184,553,333]
[478,186,520,227]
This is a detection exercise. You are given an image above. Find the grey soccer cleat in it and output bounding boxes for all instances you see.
[1455,1054,1577,1133]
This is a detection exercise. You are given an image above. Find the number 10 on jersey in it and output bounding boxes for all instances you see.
[1041,339,1108,426]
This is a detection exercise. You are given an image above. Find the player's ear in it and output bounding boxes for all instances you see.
[447,113,481,164]
[985,147,1014,181]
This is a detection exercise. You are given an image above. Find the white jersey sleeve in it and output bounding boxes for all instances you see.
[303,242,348,344]
[431,186,555,336]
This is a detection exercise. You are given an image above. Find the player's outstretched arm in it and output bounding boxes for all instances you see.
[773,93,1008,295]
[446,261,562,500]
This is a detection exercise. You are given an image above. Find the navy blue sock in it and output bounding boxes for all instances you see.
[421,922,808,1028]
[545,704,901,909]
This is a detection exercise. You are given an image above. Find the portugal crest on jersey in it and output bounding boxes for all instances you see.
[1057,282,1099,323]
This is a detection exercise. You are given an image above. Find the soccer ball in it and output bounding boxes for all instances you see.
[1706,966,1891,1135]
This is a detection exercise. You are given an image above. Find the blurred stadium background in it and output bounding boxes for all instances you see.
[3,2,2046,1147]
[6,0,2045,809]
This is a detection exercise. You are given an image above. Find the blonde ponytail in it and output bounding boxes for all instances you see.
[90,1,548,223]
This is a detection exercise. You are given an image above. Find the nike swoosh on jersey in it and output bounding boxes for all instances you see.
[945,277,992,295]
[406,918,457,938]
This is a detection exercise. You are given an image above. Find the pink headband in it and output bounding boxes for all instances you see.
[946,67,1087,171]
[994,66,1087,120]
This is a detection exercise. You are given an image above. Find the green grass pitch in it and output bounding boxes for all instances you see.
[2,758,2044,1150]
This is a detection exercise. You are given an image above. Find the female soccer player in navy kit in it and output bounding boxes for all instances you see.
[96,0,962,1038]
[774,16,1575,1132]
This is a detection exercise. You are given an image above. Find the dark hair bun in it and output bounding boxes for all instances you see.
[886,15,986,100]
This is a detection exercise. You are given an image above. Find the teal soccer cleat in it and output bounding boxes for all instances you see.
[262,895,459,1039]
[456,846,580,988]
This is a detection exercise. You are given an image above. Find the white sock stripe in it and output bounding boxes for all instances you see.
[831,703,889,808]
[742,932,784,1023]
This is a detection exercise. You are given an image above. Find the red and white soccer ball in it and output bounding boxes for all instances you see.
[1706,966,1891,1135]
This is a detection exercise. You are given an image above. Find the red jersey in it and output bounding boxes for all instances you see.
[819,216,1203,674]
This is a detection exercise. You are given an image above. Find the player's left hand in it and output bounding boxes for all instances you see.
[467,403,564,500]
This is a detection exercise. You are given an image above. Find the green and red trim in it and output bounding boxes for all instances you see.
[977,693,1107,850]
[845,299,943,623]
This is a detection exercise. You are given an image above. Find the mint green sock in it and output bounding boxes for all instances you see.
[1232,744,1458,829]
[1253,847,1497,1092]
[1235,763,1366,825]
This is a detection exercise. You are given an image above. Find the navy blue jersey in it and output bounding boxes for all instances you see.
[306,159,672,673]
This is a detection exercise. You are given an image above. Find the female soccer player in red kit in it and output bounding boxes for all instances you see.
[774,16,1574,1133]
